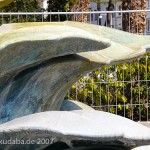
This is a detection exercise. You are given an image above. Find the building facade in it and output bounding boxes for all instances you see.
[88,0,150,34]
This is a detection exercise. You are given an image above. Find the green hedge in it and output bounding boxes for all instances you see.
[66,53,150,121]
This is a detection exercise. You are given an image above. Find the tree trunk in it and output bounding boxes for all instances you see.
[105,0,115,27]
[122,0,146,34]
[70,0,90,22]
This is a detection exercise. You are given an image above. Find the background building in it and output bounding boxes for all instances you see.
[88,0,150,34]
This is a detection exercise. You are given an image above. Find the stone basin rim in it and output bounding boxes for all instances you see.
[1,111,150,140]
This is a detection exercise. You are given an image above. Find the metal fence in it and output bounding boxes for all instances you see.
[1,10,150,33]
[0,10,150,122]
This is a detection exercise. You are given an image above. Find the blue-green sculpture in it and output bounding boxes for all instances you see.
[0,21,150,150]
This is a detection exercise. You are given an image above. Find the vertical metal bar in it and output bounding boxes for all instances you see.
[66,10,68,21]
[26,11,28,22]
[144,18,147,35]
[111,13,113,28]
[99,69,101,111]
[2,11,4,24]
[138,58,141,121]
[83,77,86,104]
[73,11,75,21]
[115,65,118,115]
[121,9,123,30]
[9,11,12,23]
[129,12,131,33]
[2,10,4,24]
[107,67,110,112]
[42,10,44,22]
[123,64,125,117]
[76,82,78,100]
[82,10,83,22]
[137,12,139,34]
[92,78,94,108]
[106,12,107,27]
[130,61,133,120]
[17,11,19,23]
[67,90,70,99]
[100,81,102,110]
[34,11,36,22]
[114,12,116,29]
[144,9,146,35]
[49,10,51,22]
[90,10,91,24]
[98,13,100,25]
[58,10,60,22]
[146,55,149,121]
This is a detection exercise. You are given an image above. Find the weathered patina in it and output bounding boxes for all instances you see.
[0,22,150,150]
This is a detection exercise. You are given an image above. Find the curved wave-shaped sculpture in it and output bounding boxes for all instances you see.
[0,110,150,150]
[0,22,150,150]
[132,145,150,150]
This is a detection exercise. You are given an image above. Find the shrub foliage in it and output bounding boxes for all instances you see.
[66,53,150,121]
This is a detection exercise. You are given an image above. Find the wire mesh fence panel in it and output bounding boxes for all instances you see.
[0,10,150,121]
[66,55,150,122]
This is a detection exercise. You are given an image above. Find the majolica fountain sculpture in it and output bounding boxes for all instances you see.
[0,21,150,150]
